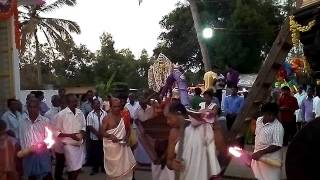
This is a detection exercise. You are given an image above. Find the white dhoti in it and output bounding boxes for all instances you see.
[176,123,221,180]
[295,109,303,122]
[103,119,136,180]
[63,143,85,172]
[251,151,282,180]
[151,163,174,180]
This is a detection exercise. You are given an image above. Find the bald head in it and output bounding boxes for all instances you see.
[110,98,122,114]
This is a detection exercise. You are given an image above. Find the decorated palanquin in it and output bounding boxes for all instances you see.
[148,53,173,92]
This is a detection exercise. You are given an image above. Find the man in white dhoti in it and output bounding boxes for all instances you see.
[55,94,86,180]
[166,102,221,180]
[101,98,136,180]
[251,102,284,180]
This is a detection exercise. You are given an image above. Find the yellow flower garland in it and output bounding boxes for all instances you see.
[289,16,316,47]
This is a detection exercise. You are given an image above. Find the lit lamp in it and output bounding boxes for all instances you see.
[202,27,213,39]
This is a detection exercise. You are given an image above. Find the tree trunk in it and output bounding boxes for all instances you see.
[188,0,212,72]
[34,31,42,88]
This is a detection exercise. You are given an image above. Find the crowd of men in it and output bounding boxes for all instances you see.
[1,80,319,180]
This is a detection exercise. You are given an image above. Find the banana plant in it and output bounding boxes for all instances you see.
[96,71,117,98]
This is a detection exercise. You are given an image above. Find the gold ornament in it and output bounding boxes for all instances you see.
[289,16,316,47]
[148,53,173,92]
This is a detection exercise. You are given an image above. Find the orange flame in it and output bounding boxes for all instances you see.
[44,127,55,149]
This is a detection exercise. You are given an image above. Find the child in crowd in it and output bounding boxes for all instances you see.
[0,120,22,180]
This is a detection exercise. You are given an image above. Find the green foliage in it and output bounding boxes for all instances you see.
[19,0,81,87]
[154,4,202,69]
[20,32,151,90]
[96,71,116,98]
[155,0,286,73]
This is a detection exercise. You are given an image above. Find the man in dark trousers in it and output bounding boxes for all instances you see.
[86,99,106,175]
[224,86,244,130]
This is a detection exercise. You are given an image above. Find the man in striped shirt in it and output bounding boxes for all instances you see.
[251,102,284,180]
[18,98,52,179]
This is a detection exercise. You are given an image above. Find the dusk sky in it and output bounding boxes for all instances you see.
[45,0,182,57]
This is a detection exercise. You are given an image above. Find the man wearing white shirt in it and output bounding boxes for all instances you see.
[125,93,141,120]
[137,100,154,122]
[251,103,284,180]
[313,86,320,118]
[44,95,61,124]
[135,100,153,165]
[55,94,86,180]
[294,86,307,129]
[86,99,107,175]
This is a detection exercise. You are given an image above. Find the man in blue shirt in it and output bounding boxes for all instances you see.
[224,86,244,130]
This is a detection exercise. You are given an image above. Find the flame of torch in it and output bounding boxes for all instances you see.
[44,127,55,149]
[228,146,242,157]
[228,146,282,168]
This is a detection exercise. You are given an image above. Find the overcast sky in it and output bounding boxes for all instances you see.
[45,0,182,57]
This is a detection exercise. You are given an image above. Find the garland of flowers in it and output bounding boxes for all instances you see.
[289,15,316,47]
[274,16,316,91]
[0,0,20,49]
[148,54,173,92]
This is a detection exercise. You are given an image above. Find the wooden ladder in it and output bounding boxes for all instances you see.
[229,19,292,141]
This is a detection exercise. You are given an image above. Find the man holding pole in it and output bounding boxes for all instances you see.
[251,102,284,180]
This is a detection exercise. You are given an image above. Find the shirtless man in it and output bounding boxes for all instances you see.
[101,98,136,180]
[102,99,127,142]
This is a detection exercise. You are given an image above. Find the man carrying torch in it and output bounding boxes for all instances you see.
[18,98,53,179]
[230,102,284,180]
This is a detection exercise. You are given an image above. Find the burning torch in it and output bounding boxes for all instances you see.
[228,146,281,168]
[17,127,55,158]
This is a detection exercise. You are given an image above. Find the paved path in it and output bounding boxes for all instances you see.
[78,168,152,180]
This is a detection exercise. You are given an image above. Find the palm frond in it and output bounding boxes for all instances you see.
[41,18,81,34]
[20,18,39,53]
[40,21,67,43]
[41,19,74,42]
[40,27,54,47]
[40,0,77,13]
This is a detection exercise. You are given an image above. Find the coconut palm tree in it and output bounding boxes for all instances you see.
[19,0,81,87]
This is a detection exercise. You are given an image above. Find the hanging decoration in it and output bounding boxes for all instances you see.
[0,0,20,49]
[289,16,315,47]
[274,16,316,91]
[148,53,173,92]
